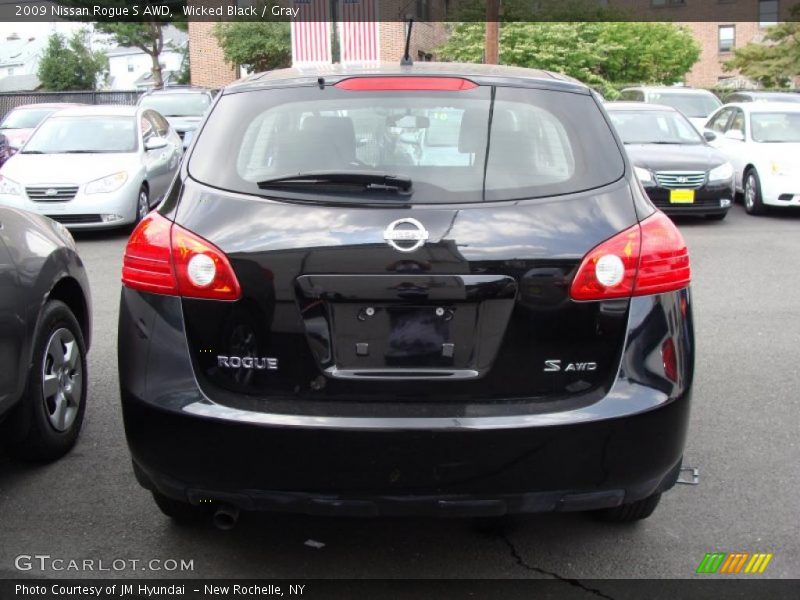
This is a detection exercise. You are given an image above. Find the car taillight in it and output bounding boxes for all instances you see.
[122,213,241,300]
[122,213,177,295]
[334,77,477,91]
[570,211,690,301]
[635,211,691,296]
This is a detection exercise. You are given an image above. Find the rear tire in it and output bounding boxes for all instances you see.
[5,300,87,462]
[593,492,661,523]
[743,169,766,215]
[152,490,210,524]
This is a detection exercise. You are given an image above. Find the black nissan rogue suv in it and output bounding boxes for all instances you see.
[118,63,694,526]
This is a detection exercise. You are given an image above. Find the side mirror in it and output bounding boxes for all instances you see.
[144,136,168,151]
[703,130,717,142]
[724,129,745,142]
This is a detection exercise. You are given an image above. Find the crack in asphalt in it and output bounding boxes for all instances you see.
[499,530,616,600]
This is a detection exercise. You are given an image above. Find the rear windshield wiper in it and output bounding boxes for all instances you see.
[257,172,412,195]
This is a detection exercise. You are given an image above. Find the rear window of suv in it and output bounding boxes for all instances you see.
[188,83,624,204]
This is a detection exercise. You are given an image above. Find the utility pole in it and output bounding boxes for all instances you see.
[485,0,499,64]
[330,0,340,63]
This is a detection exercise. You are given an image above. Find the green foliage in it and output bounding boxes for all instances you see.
[37,29,107,91]
[212,21,291,73]
[437,22,700,96]
[724,5,800,87]
[94,22,170,88]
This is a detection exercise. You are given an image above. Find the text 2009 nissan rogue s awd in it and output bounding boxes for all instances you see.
[118,63,694,527]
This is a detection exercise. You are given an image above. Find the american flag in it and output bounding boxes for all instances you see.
[291,0,332,65]
[339,0,380,63]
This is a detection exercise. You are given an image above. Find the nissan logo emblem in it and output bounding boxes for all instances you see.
[383,218,429,253]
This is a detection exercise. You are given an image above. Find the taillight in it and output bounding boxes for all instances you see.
[635,211,691,296]
[570,223,640,301]
[334,77,477,91]
[122,213,177,295]
[570,211,690,301]
[122,213,241,300]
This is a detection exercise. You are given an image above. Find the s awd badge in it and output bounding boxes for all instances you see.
[544,360,597,372]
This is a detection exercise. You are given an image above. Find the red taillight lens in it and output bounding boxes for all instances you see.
[122,213,178,295]
[122,213,241,301]
[171,223,241,300]
[570,223,641,301]
[334,77,477,91]
[570,211,690,301]
[635,211,691,296]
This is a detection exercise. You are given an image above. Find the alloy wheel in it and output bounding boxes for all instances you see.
[41,328,82,432]
[744,175,756,210]
[138,189,149,221]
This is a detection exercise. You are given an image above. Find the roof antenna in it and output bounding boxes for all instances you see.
[400,16,414,66]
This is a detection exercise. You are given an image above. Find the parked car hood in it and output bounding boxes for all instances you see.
[1,153,141,185]
[164,115,202,132]
[624,143,725,172]
[1,128,35,149]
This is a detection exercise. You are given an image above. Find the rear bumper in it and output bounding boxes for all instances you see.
[126,393,687,516]
[119,288,694,516]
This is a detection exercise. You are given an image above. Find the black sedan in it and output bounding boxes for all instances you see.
[607,102,735,220]
[0,206,91,460]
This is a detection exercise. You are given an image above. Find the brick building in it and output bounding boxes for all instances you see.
[609,0,795,88]
[187,0,448,89]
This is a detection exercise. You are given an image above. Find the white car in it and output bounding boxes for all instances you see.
[0,105,182,229]
[703,102,800,215]
[618,86,722,132]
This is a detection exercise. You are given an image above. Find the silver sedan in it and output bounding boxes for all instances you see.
[0,104,182,230]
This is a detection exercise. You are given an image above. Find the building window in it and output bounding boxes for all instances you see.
[759,0,779,27]
[651,0,686,7]
[718,25,735,53]
[416,0,430,20]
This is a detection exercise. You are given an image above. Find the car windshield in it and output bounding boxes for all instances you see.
[609,109,703,145]
[139,93,210,117]
[750,112,800,143]
[648,92,722,118]
[0,108,57,129]
[22,116,138,154]
[189,85,624,204]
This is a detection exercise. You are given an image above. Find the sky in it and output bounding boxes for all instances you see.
[0,21,83,42]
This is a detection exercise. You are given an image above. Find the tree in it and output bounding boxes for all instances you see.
[94,22,186,89]
[38,30,107,91]
[724,5,800,88]
[212,22,291,74]
[437,21,700,97]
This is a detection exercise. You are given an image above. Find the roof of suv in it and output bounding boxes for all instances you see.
[622,86,716,95]
[227,62,587,94]
[605,102,679,112]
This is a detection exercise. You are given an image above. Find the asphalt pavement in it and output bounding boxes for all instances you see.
[1,204,798,581]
